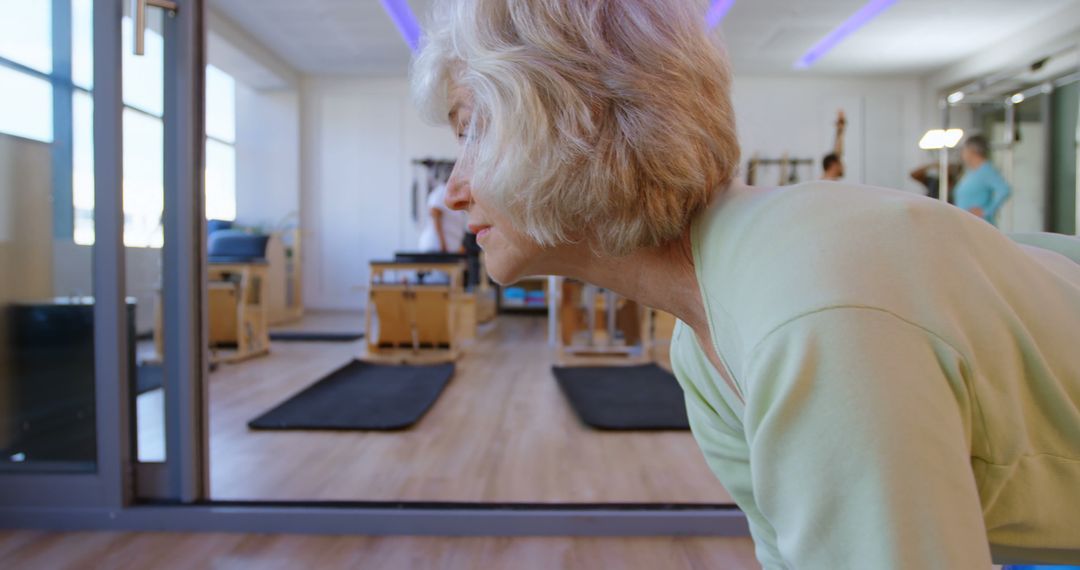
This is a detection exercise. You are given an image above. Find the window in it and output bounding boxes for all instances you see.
[120,15,164,117]
[0,66,53,143]
[205,139,237,222]
[71,0,95,245]
[206,65,236,142]
[2,2,238,246]
[72,15,169,247]
[122,108,166,248]
[0,0,54,144]
[72,0,92,90]
[204,65,237,222]
[72,90,95,246]
[0,0,53,73]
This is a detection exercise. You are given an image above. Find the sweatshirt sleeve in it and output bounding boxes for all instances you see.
[741,307,993,569]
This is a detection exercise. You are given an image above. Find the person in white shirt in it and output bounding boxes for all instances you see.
[418,182,468,252]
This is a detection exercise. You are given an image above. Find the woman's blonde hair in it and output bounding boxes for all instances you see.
[412,0,740,256]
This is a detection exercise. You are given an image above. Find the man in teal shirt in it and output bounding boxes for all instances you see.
[954,134,1012,225]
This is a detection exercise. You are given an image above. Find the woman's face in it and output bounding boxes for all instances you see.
[445,90,546,285]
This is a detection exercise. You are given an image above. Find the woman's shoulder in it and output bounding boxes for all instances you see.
[694,182,947,273]
[691,182,969,348]
[696,182,940,241]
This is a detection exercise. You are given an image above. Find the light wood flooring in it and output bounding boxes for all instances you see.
[0,531,760,569]
[141,312,732,503]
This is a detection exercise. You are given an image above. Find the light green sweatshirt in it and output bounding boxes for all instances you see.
[669,182,1080,569]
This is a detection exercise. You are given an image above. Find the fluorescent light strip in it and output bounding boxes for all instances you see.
[706,0,736,29]
[795,0,896,69]
[380,0,421,52]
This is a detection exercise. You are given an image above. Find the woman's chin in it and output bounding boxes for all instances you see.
[484,255,530,286]
[486,266,522,287]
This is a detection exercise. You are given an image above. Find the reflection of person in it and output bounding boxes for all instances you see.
[417,181,467,252]
[910,161,962,201]
[954,135,1012,225]
[821,110,846,180]
[413,1,1080,567]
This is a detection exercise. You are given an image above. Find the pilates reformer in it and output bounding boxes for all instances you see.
[205,261,271,364]
[392,251,498,325]
[364,259,472,363]
[152,232,272,366]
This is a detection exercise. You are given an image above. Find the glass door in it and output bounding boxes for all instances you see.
[0,0,207,509]
[1,0,99,477]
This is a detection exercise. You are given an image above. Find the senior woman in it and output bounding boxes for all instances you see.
[411,1,1080,567]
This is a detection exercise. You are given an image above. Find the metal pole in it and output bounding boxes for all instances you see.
[605,290,617,348]
[938,98,950,203]
[1041,84,1054,232]
[1075,46,1080,235]
[1003,98,1017,230]
[1075,83,1080,235]
[547,276,558,347]
[584,283,596,347]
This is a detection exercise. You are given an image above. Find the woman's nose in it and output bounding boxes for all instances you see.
[445,168,472,211]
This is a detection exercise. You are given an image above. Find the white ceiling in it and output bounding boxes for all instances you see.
[726,0,1079,75]
[209,0,1080,77]
[209,0,433,77]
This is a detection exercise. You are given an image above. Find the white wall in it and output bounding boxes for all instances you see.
[732,75,926,193]
[301,77,458,311]
[300,74,925,309]
[234,83,301,230]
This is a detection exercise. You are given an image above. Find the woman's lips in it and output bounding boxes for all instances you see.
[470,224,492,241]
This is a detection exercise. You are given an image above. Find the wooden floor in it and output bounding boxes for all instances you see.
[140,312,731,503]
[0,531,760,569]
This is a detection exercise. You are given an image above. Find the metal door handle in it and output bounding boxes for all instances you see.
[133,0,178,56]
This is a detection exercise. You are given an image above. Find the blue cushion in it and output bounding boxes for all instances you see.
[208,230,269,261]
[207,219,234,235]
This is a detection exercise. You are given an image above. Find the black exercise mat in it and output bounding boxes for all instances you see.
[136,363,164,395]
[269,331,364,342]
[248,360,454,430]
[553,364,689,430]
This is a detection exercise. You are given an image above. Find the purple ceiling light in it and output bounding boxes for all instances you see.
[379,0,421,52]
[795,0,896,69]
[705,0,735,29]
